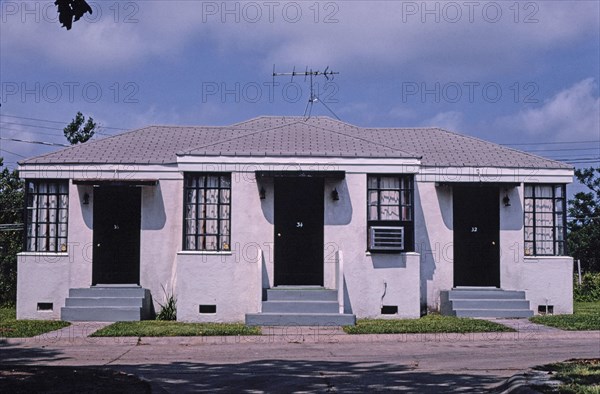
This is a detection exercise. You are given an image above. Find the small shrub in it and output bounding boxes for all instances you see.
[155,285,177,321]
[574,273,600,302]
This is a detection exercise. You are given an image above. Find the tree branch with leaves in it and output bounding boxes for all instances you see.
[568,167,600,272]
[55,0,93,30]
[64,112,97,145]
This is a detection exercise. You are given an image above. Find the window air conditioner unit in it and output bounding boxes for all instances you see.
[369,226,404,251]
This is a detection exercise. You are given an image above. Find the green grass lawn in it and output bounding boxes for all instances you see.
[0,307,70,338]
[343,314,514,334]
[91,321,262,337]
[530,302,600,331]
[534,359,600,393]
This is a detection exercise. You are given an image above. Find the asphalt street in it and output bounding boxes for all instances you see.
[1,325,599,393]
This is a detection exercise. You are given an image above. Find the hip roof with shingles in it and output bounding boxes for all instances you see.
[19,116,572,169]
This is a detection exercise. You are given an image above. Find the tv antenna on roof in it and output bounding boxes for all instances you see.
[272,65,340,120]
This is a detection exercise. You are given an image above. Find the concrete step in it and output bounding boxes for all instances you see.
[453,309,534,318]
[246,313,356,326]
[262,300,339,314]
[447,289,527,300]
[65,297,144,307]
[61,306,143,322]
[69,287,146,298]
[450,300,531,310]
[440,288,533,318]
[266,288,337,301]
[62,287,153,321]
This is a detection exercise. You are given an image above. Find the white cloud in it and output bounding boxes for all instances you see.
[1,1,597,76]
[506,78,600,141]
[389,106,417,120]
[0,1,206,70]
[421,111,464,131]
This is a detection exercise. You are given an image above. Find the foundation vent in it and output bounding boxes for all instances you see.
[381,305,398,315]
[37,302,53,311]
[199,305,217,314]
[538,305,554,315]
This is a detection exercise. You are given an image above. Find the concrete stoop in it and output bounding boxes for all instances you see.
[61,286,153,322]
[245,288,356,326]
[441,287,534,318]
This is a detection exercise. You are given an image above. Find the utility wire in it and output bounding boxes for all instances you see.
[1,121,64,130]
[502,140,600,146]
[521,147,600,153]
[0,148,26,158]
[0,114,127,130]
[0,121,112,137]
[0,137,69,147]
[0,126,67,138]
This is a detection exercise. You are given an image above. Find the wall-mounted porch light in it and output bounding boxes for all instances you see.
[259,186,266,200]
[503,194,511,207]
[83,192,90,205]
[331,187,340,201]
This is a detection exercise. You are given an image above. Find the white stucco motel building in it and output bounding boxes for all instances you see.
[16,116,574,324]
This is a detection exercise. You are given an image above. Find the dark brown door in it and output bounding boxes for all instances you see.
[92,186,141,285]
[453,186,500,287]
[274,177,324,286]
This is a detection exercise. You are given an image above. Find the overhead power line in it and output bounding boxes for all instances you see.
[0,137,70,147]
[502,140,600,146]
[522,147,600,153]
[0,126,66,138]
[0,121,64,131]
[0,114,127,130]
[0,148,26,158]
[0,121,112,137]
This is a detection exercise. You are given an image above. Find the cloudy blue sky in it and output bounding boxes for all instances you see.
[1,0,599,182]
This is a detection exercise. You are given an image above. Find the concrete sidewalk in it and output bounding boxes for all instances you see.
[2,322,599,393]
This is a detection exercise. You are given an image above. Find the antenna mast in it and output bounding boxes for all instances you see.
[272,65,340,119]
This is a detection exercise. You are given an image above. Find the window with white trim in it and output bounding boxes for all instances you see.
[183,173,231,251]
[367,175,414,252]
[524,184,566,256]
[25,180,69,252]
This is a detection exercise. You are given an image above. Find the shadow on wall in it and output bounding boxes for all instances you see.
[258,177,274,225]
[500,186,523,231]
[371,254,407,269]
[415,184,453,313]
[78,185,93,229]
[437,184,453,231]
[343,276,353,314]
[142,184,167,230]
[325,179,352,226]
[77,184,167,231]
[261,248,271,298]
[258,178,353,226]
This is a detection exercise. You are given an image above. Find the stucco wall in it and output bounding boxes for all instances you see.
[16,165,573,321]
[175,173,270,322]
[16,253,70,320]
[517,257,574,314]
[498,182,574,314]
[175,173,422,322]
[17,181,92,319]
[139,180,183,312]
[415,182,454,313]
[17,179,181,320]
[325,174,421,319]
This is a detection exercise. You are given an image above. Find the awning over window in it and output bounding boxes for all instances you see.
[72,179,158,186]
[255,171,345,179]
[436,182,520,188]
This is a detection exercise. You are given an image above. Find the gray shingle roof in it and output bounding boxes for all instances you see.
[20,116,572,169]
